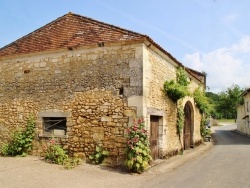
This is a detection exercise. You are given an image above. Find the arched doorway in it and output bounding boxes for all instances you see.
[183,101,194,150]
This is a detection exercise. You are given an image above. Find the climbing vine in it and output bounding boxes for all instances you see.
[177,105,185,135]
[163,67,190,147]
[164,67,210,147]
[194,88,211,115]
[176,67,190,87]
[163,67,190,103]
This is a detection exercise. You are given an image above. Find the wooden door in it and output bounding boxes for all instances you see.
[150,116,159,160]
[184,104,191,149]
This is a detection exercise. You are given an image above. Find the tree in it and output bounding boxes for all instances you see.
[206,92,221,119]
[216,84,244,119]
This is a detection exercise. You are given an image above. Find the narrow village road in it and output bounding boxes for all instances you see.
[143,124,250,188]
[1,124,249,188]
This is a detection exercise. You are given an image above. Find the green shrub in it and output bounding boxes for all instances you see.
[200,118,211,139]
[89,146,109,164]
[200,118,207,139]
[124,117,152,173]
[44,139,68,164]
[43,138,82,169]
[1,116,35,156]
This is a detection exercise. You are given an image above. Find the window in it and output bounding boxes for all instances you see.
[43,117,66,136]
[119,87,124,96]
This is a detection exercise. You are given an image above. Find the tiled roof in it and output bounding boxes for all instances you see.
[242,88,250,96]
[0,12,146,56]
[0,12,205,84]
[186,67,206,82]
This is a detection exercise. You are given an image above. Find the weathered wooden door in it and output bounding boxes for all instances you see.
[150,116,159,160]
[184,103,192,150]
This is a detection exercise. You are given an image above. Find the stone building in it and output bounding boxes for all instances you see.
[237,88,250,136]
[0,13,206,163]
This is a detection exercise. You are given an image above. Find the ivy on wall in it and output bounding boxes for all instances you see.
[163,67,190,147]
[193,88,211,116]
[163,67,190,103]
[177,104,184,135]
[163,67,210,143]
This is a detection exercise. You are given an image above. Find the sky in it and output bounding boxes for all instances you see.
[1,0,250,93]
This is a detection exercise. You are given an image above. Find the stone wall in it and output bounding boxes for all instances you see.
[237,93,250,135]
[0,42,142,163]
[143,45,203,158]
[0,40,205,163]
[145,46,180,156]
[237,105,245,134]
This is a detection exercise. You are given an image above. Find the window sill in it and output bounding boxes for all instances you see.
[38,133,68,139]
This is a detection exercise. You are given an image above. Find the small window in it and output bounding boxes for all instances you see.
[247,102,249,112]
[119,87,124,96]
[43,117,66,136]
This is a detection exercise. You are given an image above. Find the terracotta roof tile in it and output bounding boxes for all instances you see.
[0,12,205,84]
[0,12,145,56]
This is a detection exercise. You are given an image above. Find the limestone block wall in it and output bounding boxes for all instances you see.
[143,46,180,157]
[142,45,203,158]
[66,90,136,162]
[0,42,142,163]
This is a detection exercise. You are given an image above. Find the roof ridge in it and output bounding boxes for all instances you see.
[67,12,147,37]
[0,12,147,53]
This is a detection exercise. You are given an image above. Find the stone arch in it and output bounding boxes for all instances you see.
[183,101,194,150]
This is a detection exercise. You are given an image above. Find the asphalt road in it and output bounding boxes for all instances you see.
[1,123,249,188]
[143,124,250,188]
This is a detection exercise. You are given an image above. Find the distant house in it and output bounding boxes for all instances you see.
[0,13,206,163]
[237,88,250,135]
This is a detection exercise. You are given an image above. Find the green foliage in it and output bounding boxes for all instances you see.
[164,80,190,102]
[216,84,244,119]
[124,117,152,173]
[1,116,35,156]
[200,118,207,138]
[206,92,220,102]
[44,139,68,164]
[206,92,223,119]
[200,118,211,140]
[89,146,109,164]
[194,88,211,115]
[176,67,190,86]
[206,84,244,119]
[43,138,82,169]
[164,67,190,103]
[177,105,184,135]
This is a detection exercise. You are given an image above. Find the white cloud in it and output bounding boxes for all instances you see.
[183,36,250,93]
[231,36,250,53]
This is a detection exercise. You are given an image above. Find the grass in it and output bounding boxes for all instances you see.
[217,119,235,123]
[211,119,235,126]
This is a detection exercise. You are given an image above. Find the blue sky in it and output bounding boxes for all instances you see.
[1,0,250,93]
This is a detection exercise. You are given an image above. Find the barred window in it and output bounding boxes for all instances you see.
[43,117,66,136]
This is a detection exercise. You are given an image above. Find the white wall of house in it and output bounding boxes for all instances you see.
[237,92,250,135]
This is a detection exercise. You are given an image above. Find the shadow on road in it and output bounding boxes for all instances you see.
[213,129,250,145]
